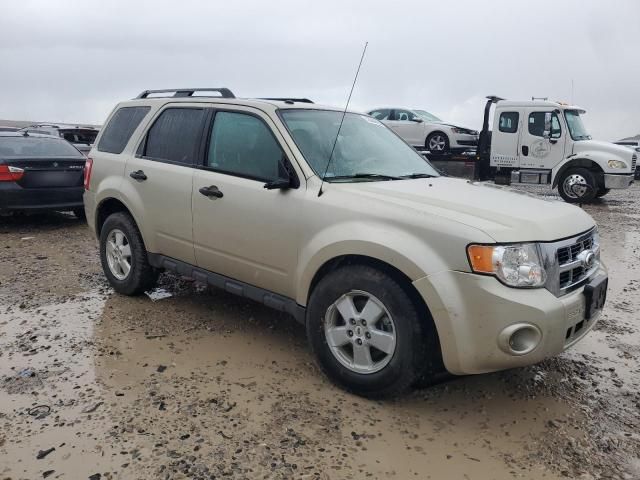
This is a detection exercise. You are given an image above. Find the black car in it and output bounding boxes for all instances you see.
[0,132,87,218]
[19,124,99,156]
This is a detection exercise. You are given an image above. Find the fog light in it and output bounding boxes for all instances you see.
[498,323,542,355]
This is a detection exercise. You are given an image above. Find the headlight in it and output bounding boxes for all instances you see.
[451,127,473,134]
[607,159,627,169]
[467,243,546,288]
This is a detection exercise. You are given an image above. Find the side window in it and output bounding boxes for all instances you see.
[144,108,205,164]
[394,109,416,121]
[207,111,285,182]
[98,106,150,154]
[498,112,519,133]
[369,109,391,120]
[528,112,561,138]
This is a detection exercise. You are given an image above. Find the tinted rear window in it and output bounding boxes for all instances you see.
[98,106,150,154]
[0,137,84,158]
[60,129,98,145]
[143,108,205,164]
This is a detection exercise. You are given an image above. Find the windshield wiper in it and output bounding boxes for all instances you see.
[399,173,437,179]
[327,173,402,181]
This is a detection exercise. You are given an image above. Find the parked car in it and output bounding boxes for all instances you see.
[0,132,86,218]
[19,123,99,156]
[0,126,20,132]
[85,87,607,398]
[614,139,640,179]
[367,107,478,154]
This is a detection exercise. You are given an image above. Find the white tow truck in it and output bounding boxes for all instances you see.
[470,96,636,202]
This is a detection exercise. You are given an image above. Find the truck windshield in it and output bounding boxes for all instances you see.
[415,110,442,122]
[280,110,439,182]
[564,110,591,141]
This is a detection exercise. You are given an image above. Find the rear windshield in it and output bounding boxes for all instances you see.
[59,129,98,145]
[0,137,84,158]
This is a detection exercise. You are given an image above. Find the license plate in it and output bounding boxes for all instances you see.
[583,275,608,320]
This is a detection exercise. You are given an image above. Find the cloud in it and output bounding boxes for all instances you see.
[0,0,638,140]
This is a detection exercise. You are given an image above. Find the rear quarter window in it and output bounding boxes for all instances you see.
[498,112,519,133]
[98,106,150,154]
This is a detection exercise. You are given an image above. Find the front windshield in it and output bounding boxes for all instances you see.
[415,110,442,123]
[564,110,591,140]
[280,110,439,181]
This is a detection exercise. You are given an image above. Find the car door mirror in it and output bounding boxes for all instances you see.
[410,117,424,123]
[543,112,552,139]
[264,176,291,190]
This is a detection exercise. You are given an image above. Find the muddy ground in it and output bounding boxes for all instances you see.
[1,184,639,480]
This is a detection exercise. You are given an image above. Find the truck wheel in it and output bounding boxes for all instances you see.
[558,168,597,203]
[426,132,450,155]
[306,264,436,398]
[100,212,159,295]
[596,187,610,198]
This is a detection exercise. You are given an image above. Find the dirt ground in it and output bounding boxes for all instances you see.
[1,184,639,480]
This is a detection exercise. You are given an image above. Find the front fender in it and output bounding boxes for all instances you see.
[295,221,457,306]
[551,151,630,187]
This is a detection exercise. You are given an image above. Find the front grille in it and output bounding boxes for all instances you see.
[555,232,598,292]
[632,154,637,172]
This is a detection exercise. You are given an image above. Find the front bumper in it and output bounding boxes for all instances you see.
[413,266,606,375]
[604,173,634,189]
[451,133,479,149]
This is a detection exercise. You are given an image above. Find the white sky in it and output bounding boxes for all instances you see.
[0,0,639,140]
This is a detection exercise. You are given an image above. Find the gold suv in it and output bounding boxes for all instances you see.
[84,88,608,397]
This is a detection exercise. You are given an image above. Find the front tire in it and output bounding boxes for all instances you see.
[306,264,437,398]
[426,132,450,155]
[100,212,158,295]
[558,167,597,203]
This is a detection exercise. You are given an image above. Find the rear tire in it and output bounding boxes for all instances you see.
[558,167,597,203]
[100,212,158,295]
[306,264,438,398]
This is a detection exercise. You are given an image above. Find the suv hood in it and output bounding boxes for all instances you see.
[573,139,635,161]
[342,177,595,242]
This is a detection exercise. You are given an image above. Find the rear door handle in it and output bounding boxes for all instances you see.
[130,170,147,181]
[199,185,223,198]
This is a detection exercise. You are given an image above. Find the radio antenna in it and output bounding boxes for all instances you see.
[318,41,368,197]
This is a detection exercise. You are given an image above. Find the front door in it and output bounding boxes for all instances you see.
[386,109,423,146]
[124,105,207,264]
[192,108,301,298]
[518,109,566,169]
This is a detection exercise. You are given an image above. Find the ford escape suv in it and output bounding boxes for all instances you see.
[84,88,608,397]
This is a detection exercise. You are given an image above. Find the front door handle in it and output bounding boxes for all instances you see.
[199,185,223,198]
[130,170,147,181]
[521,145,529,156]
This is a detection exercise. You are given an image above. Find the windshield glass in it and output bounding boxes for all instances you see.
[280,110,439,181]
[415,110,442,123]
[564,110,591,140]
[0,136,83,158]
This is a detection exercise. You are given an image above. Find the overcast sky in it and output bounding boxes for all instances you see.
[1,0,639,140]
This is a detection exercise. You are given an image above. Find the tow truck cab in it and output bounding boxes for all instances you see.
[477,96,636,203]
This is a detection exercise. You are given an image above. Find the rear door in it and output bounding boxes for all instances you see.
[490,110,521,168]
[124,105,208,264]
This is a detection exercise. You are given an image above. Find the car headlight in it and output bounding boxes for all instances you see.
[607,159,627,169]
[451,127,473,135]
[467,243,546,288]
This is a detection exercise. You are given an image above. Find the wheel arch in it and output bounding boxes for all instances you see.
[95,196,144,241]
[552,157,604,188]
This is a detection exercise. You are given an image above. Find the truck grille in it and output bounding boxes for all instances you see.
[540,228,599,297]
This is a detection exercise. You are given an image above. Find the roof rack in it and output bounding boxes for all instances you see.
[135,88,235,99]
[260,98,314,104]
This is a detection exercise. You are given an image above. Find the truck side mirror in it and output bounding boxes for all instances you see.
[543,112,552,139]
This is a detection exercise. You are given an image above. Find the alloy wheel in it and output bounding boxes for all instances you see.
[324,290,397,374]
[105,228,132,280]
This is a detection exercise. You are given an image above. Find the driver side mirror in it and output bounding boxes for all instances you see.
[410,117,424,123]
[543,112,552,139]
